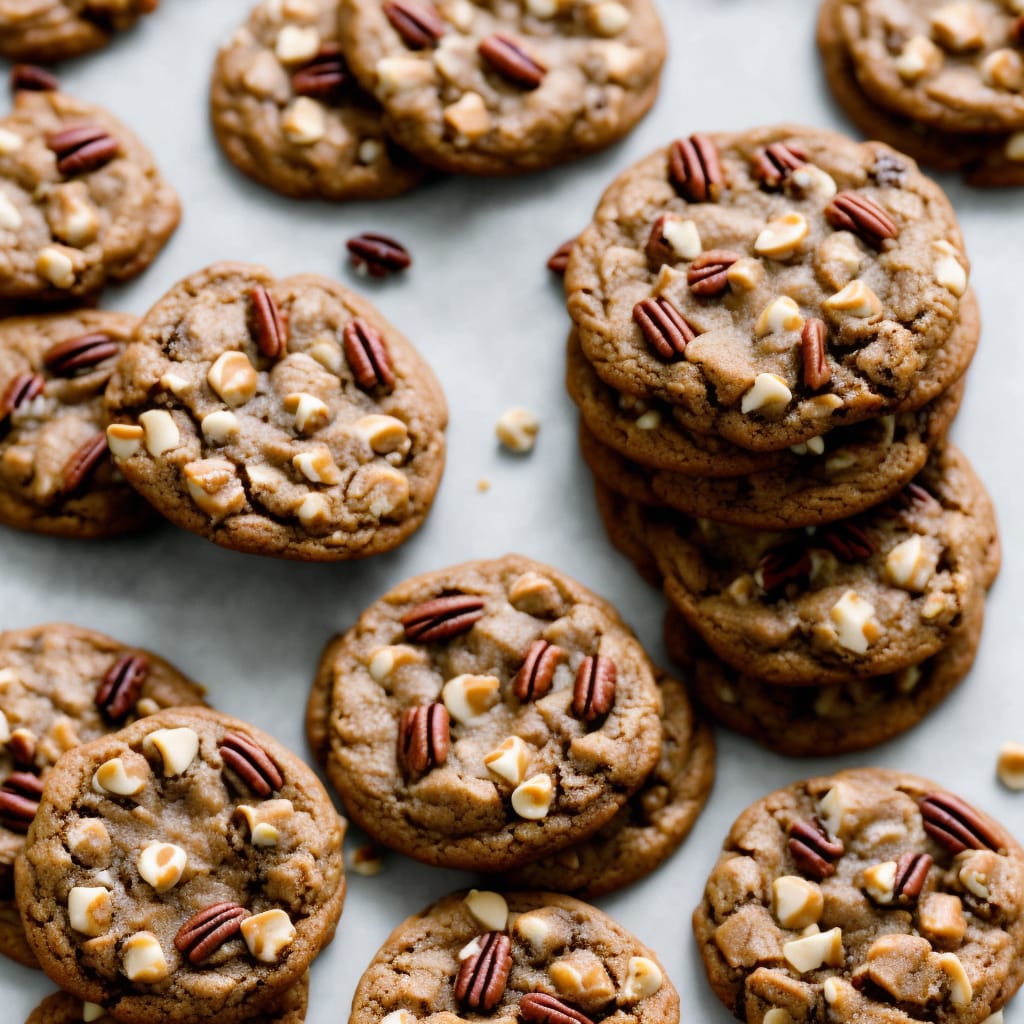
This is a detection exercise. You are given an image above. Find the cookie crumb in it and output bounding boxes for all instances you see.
[477,478,491,493]
[996,742,1024,790]
[496,407,540,453]
[350,843,384,875]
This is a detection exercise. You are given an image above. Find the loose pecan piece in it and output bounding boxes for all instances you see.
[479,34,545,89]
[547,238,575,275]
[520,993,595,1024]
[825,192,898,248]
[0,772,44,833]
[669,134,723,202]
[819,521,875,561]
[346,232,411,278]
[95,653,149,721]
[920,792,1003,855]
[513,639,562,701]
[572,655,616,723]
[788,818,845,879]
[291,45,347,101]
[175,902,248,965]
[401,594,484,643]
[397,702,449,778]
[10,64,59,92]
[43,333,120,376]
[893,851,933,903]
[633,296,697,359]
[219,732,284,797]
[343,319,396,393]
[384,0,445,49]
[800,318,830,390]
[454,931,512,1012]
[753,141,807,190]
[46,124,120,177]
[0,373,45,437]
[757,543,811,596]
[61,434,107,495]
[687,249,741,297]
[249,286,287,359]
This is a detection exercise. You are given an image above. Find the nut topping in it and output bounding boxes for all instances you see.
[43,332,120,375]
[46,124,120,177]
[479,34,546,89]
[646,214,702,265]
[291,45,348,101]
[788,818,845,879]
[669,134,723,202]
[572,655,616,722]
[61,434,108,495]
[397,702,450,778]
[757,543,812,596]
[384,0,445,49]
[347,232,412,278]
[920,792,1003,855]
[343,318,397,393]
[513,639,563,701]
[892,850,933,902]
[10,64,60,92]
[174,902,249,965]
[402,594,484,642]
[547,238,575,275]
[753,141,807,190]
[825,192,898,249]
[520,993,594,1024]
[0,373,44,435]
[633,296,697,359]
[0,771,44,832]
[819,521,875,561]
[219,732,284,796]
[95,653,149,721]
[249,286,287,359]
[454,930,512,1011]
[800,319,830,390]
[687,250,742,297]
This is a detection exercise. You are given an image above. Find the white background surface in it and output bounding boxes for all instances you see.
[1,0,1022,1020]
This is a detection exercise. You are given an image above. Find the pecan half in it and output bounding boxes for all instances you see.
[892,850,932,903]
[10,64,60,92]
[397,702,449,778]
[479,34,545,89]
[384,0,445,49]
[633,296,697,360]
[0,772,44,833]
[454,931,512,1012]
[886,481,941,516]
[343,319,396,393]
[401,594,484,643]
[249,286,287,359]
[0,373,44,437]
[520,993,595,1024]
[43,332,120,375]
[174,902,248,965]
[871,153,908,188]
[291,45,348,102]
[61,434,107,495]
[46,124,120,177]
[757,543,811,596]
[219,732,284,797]
[825,191,898,248]
[788,818,845,879]
[669,134,723,202]
[513,639,563,701]
[346,232,412,278]
[753,141,807,190]
[800,318,830,390]
[95,653,149,721]
[920,792,1003,855]
[819,521,875,561]
[547,238,575,275]
[687,249,742,297]
[572,655,616,723]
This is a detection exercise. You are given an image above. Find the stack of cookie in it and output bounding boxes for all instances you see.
[818,0,1024,187]
[562,124,1000,755]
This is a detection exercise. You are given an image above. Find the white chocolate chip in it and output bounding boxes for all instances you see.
[783,927,844,973]
[308,339,342,373]
[137,842,187,892]
[208,351,258,407]
[741,373,793,414]
[0,710,8,744]
[293,446,342,485]
[933,240,968,297]
[376,57,435,96]
[347,464,409,516]
[884,535,937,591]
[295,491,330,527]
[829,590,880,654]
[36,246,76,289]
[635,410,661,430]
[51,190,99,248]
[242,50,289,98]
[981,48,1024,91]
[1006,131,1024,162]
[958,857,990,899]
[755,297,804,336]
[66,819,111,863]
[818,783,853,836]
[660,217,702,260]
[484,736,530,785]
[726,257,763,291]
[443,92,492,140]
[600,41,645,83]
[284,392,330,434]
[122,932,170,983]
[354,414,410,457]
[106,424,144,460]
[773,876,824,929]
[357,139,381,165]
[68,886,112,936]
[92,757,148,796]
[930,4,985,51]
[160,372,189,396]
[764,1011,796,1024]
[0,192,21,230]
[200,410,239,444]
[508,571,562,615]
[184,459,247,519]
[511,773,554,819]
[996,741,1024,790]
[379,1013,417,1024]
[823,280,882,318]
[622,956,663,1001]
[83,1004,105,1023]
[895,35,944,81]
[863,861,898,903]
[589,1,630,35]
[275,24,319,63]
[234,799,293,846]
[0,128,23,154]
[935,951,973,1005]
[442,674,500,724]
[754,212,809,260]
[142,727,199,776]
[139,410,180,456]
[787,164,837,199]
[367,645,422,682]
[525,0,557,15]
[549,956,616,1002]
[790,436,826,456]
[282,97,326,145]
[241,909,296,963]
[464,890,508,932]
[496,407,540,453]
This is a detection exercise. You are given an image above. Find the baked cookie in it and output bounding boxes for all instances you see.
[337,0,666,175]
[210,0,426,200]
[351,890,679,1024]
[0,88,179,306]
[567,125,975,451]
[0,309,155,538]
[0,0,157,63]
[317,554,663,871]
[693,768,1024,1024]
[16,707,346,1024]
[501,672,715,897]
[104,262,448,561]
[0,623,206,968]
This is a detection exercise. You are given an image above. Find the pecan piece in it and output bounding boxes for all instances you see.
[346,232,411,278]
[249,286,287,359]
[919,792,1003,855]
[479,34,545,89]
[800,318,830,390]
[10,64,59,92]
[291,45,347,101]
[886,481,941,516]
[95,653,149,721]
[825,191,898,248]
[43,332,120,375]
[753,141,807,190]
[633,296,697,360]
[520,993,595,1024]
[402,594,484,643]
[513,639,563,701]
[384,0,445,49]
[788,818,845,879]
[669,134,723,202]
[572,655,616,723]
[0,772,44,833]
[219,732,284,797]
[757,543,811,596]
[61,433,107,495]
[343,319,396,393]
[0,373,45,437]
[871,153,907,188]
[687,249,742,297]
[547,238,575,275]
[46,124,120,177]
[819,521,875,561]
[397,702,449,778]
[174,902,248,965]
[454,931,512,1012]
[893,851,933,903]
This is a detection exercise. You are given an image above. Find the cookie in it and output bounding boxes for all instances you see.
[0,0,156,63]
[0,309,156,538]
[663,604,984,757]
[501,672,715,897]
[693,768,1024,1024]
[592,478,662,588]
[16,707,346,1024]
[103,262,448,561]
[317,554,663,871]
[567,125,975,451]
[0,87,180,306]
[210,0,427,200]
[350,890,679,1024]
[337,0,666,175]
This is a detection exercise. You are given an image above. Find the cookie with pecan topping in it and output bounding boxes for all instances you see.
[313,554,663,871]
[336,0,666,174]
[0,623,206,968]
[210,0,427,200]
[350,890,679,1024]
[15,707,345,1023]
[103,262,447,561]
[694,768,1024,1024]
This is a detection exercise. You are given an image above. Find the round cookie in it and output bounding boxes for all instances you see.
[693,768,1024,1024]
[16,707,346,1024]
[501,672,715,897]
[319,554,663,871]
[351,890,679,1024]
[0,309,156,538]
[103,262,448,561]
[592,478,664,588]
[0,88,180,306]
[0,0,156,63]
[0,623,206,968]
[567,125,975,451]
[337,0,666,175]
[210,0,427,201]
